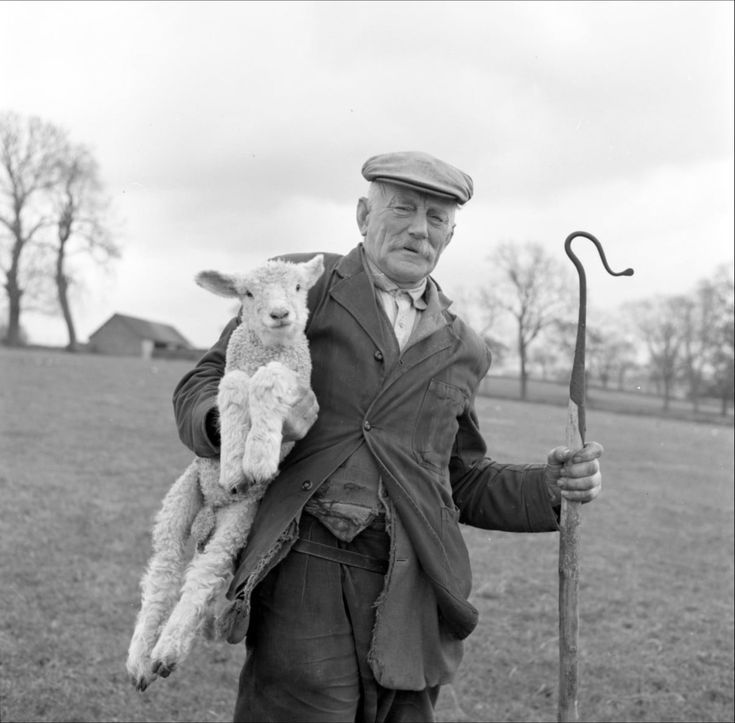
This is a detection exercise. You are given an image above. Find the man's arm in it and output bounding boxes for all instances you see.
[172,317,238,457]
[449,400,602,532]
[449,402,559,532]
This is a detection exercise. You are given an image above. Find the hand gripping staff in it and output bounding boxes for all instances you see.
[558,232,633,723]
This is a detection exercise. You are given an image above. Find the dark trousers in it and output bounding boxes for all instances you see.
[233,514,439,723]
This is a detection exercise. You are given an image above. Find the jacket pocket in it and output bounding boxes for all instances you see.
[413,379,468,470]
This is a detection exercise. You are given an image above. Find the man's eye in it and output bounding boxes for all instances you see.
[429,215,447,225]
[392,205,412,214]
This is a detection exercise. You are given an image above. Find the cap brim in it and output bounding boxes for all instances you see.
[371,176,461,202]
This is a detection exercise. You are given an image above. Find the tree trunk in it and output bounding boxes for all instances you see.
[688,369,701,413]
[4,287,23,345]
[662,376,672,411]
[56,218,78,351]
[3,258,23,346]
[3,216,26,345]
[519,335,528,400]
[57,269,77,351]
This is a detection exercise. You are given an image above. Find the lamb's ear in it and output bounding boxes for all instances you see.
[300,254,325,289]
[195,271,241,298]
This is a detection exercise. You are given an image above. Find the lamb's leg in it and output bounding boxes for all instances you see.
[217,370,251,493]
[242,362,299,484]
[126,461,203,691]
[149,491,265,677]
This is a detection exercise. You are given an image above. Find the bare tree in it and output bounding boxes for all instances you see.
[583,312,640,391]
[679,277,720,412]
[631,295,689,411]
[705,264,734,416]
[486,241,574,399]
[53,143,119,350]
[1,112,119,348]
[0,112,67,345]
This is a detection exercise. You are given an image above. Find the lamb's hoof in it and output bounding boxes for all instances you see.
[127,655,156,692]
[132,674,151,692]
[151,658,176,678]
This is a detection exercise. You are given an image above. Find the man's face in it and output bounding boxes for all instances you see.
[357,184,456,287]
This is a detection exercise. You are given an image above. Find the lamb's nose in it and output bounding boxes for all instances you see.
[270,308,290,320]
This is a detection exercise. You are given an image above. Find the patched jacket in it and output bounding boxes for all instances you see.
[172,244,560,690]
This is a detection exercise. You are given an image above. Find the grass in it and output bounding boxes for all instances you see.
[0,346,732,722]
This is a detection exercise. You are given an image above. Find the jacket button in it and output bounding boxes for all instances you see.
[374,350,384,361]
[301,480,313,491]
[363,420,371,431]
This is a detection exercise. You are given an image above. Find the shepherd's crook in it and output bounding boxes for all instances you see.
[558,232,633,723]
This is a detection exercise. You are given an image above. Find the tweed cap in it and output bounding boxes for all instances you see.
[361,151,473,205]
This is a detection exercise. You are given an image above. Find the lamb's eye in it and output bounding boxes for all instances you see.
[245,291,253,298]
[296,284,301,292]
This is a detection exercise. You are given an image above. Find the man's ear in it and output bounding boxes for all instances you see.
[447,224,455,245]
[356,197,370,237]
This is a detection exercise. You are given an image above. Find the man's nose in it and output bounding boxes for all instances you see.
[407,212,429,239]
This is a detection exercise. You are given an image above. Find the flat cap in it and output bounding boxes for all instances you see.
[361,151,473,204]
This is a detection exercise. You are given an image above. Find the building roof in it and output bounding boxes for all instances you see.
[90,313,193,348]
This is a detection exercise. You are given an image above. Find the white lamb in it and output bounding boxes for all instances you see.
[126,254,324,692]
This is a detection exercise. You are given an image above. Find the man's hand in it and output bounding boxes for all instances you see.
[544,441,603,506]
[282,385,319,443]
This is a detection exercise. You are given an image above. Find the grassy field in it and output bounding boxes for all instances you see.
[478,375,733,427]
[0,346,732,723]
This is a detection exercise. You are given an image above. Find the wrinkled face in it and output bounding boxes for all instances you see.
[357,183,456,287]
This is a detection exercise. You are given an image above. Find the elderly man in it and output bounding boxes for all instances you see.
[173,151,603,723]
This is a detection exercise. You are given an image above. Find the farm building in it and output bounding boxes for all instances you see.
[87,313,195,359]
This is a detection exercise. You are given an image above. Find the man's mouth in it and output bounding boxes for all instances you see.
[402,242,423,254]
[401,244,431,259]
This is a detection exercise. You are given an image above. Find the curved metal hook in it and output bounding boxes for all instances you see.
[565,231,634,442]
[565,230,634,283]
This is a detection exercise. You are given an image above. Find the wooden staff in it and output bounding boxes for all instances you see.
[558,232,633,723]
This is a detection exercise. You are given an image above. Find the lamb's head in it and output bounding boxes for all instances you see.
[195,254,325,346]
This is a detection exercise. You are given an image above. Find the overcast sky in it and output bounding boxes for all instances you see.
[1,0,733,348]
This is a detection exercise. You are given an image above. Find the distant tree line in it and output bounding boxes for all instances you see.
[0,110,120,351]
[459,241,734,417]
[2,111,732,417]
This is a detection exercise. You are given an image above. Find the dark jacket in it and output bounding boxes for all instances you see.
[173,245,559,689]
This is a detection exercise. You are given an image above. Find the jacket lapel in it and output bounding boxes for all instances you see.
[329,245,459,376]
[394,281,457,373]
[330,246,394,355]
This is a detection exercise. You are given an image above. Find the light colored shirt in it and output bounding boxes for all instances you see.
[363,255,428,351]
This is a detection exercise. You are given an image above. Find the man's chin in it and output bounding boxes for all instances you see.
[387,260,433,286]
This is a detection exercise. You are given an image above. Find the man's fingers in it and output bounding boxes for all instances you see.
[562,458,600,478]
[558,471,599,490]
[559,484,601,502]
[548,446,572,465]
[570,441,604,463]
[558,471,601,503]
